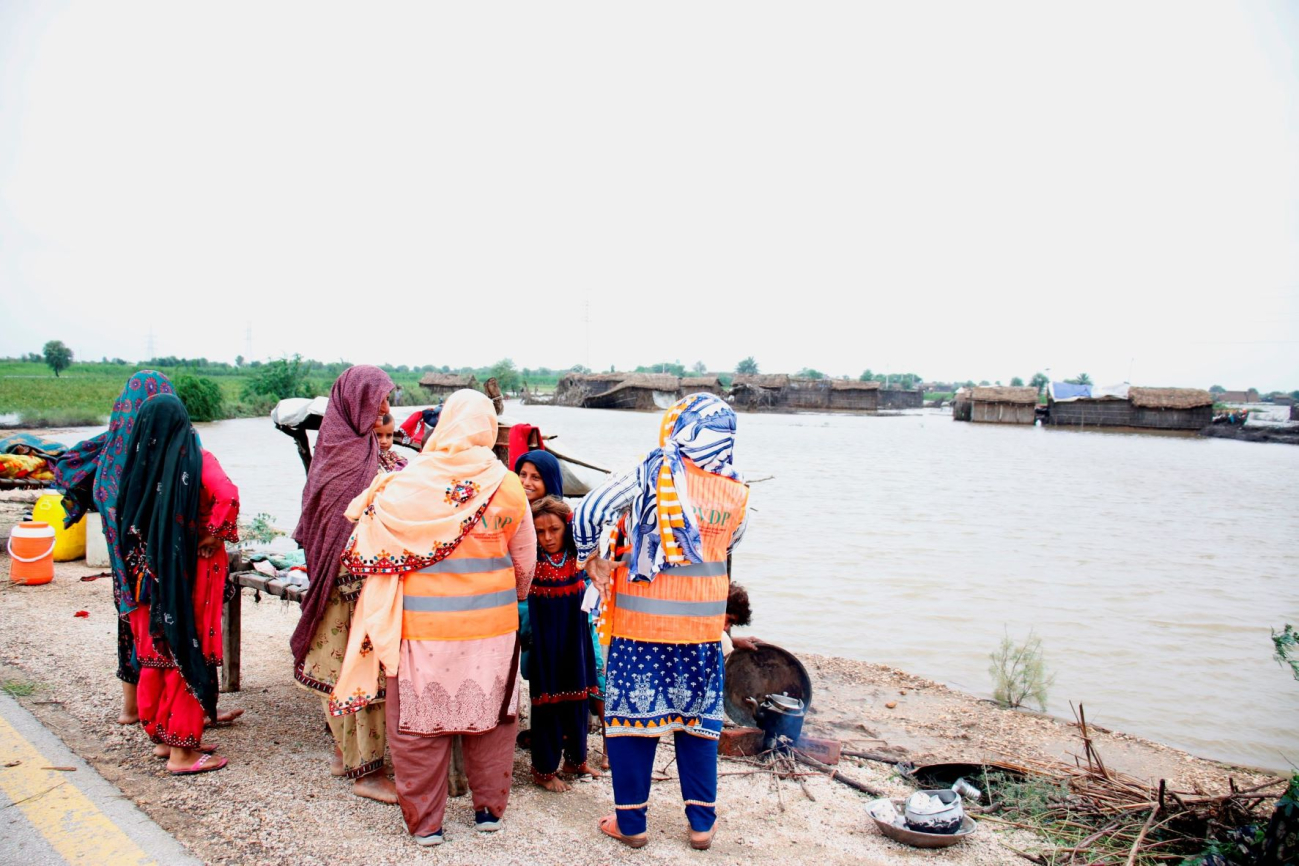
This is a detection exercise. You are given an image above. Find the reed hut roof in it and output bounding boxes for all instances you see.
[1128,387,1214,409]
[732,374,789,389]
[971,386,1039,404]
[681,376,722,388]
[831,379,881,391]
[616,373,682,390]
[419,372,477,388]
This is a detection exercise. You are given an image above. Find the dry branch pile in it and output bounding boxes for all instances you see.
[984,706,1286,865]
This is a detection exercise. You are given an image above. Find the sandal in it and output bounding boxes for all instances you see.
[598,814,647,849]
[169,753,228,776]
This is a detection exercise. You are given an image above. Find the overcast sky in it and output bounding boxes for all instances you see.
[1,2,1296,389]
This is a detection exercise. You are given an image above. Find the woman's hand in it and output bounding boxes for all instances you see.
[196,533,220,559]
[584,555,614,596]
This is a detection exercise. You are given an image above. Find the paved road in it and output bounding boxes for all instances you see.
[0,691,200,866]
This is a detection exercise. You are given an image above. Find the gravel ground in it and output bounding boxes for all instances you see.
[0,549,1269,866]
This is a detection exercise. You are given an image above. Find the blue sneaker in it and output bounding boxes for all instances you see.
[414,829,444,846]
[475,809,503,832]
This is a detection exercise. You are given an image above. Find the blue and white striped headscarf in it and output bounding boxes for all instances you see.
[627,393,743,579]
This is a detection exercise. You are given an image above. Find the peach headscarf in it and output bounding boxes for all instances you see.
[330,389,506,716]
[341,389,507,575]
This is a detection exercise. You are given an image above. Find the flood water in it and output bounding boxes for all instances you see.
[41,404,1299,772]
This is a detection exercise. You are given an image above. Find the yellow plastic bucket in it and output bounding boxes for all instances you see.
[8,521,56,585]
[32,493,86,562]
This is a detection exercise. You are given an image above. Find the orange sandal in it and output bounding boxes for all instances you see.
[598,814,647,849]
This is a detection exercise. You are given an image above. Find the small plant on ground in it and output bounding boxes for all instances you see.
[1,679,38,697]
[988,628,1054,711]
[241,512,284,545]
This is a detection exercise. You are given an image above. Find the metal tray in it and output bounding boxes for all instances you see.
[868,799,977,849]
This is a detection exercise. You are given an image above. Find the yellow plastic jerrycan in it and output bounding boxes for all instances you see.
[32,493,87,561]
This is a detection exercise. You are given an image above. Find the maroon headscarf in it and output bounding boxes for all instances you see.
[290,365,394,671]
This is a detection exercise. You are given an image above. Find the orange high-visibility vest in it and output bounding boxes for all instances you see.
[609,461,749,645]
[401,474,527,642]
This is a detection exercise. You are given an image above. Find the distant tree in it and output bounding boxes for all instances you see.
[1010,376,1025,387]
[635,362,686,377]
[235,354,245,367]
[396,364,409,374]
[1291,390,1299,401]
[174,375,226,422]
[1029,372,1049,392]
[796,368,825,379]
[979,380,991,386]
[1065,373,1093,386]
[42,340,73,377]
[735,357,759,375]
[859,369,874,382]
[490,358,521,392]
[1209,384,1226,394]
[569,364,591,374]
[691,361,707,375]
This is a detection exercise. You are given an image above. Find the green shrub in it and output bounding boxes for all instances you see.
[988,629,1054,711]
[174,375,226,422]
[241,355,315,403]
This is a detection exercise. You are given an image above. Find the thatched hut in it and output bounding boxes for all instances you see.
[553,372,625,407]
[680,376,724,397]
[419,372,479,400]
[1048,392,1132,427]
[878,388,924,410]
[783,377,833,411]
[583,373,682,411]
[952,388,973,421]
[729,374,790,410]
[1127,387,1213,430]
[828,380,880,411]
[970,386,1038,424]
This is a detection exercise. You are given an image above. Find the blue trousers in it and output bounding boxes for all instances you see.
[608,732,718,836]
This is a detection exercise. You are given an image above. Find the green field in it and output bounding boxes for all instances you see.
[0,361,427,426]
[0,360,571,426]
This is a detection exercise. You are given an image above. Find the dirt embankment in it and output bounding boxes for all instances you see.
[0,557,1274,866]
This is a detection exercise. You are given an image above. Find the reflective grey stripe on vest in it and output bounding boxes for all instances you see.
[614,557,728,578]
[403,588,517,613]
[416,556,513,575]
[615,595,727,618]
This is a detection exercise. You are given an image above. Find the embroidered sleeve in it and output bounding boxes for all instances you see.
[572,465,639,564]
[200,451,241,543]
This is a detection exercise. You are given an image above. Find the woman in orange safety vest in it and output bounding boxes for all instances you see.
[330,389,537,847]
[575,393,749,851]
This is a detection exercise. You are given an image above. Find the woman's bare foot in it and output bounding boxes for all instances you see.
[118,682,139,725]
[563,761,602,779]
[330,746,346,777]
[352,771,398,804]
[533,772,570,792]
[212,708,244,726]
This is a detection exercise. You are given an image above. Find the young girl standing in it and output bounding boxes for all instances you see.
[526,496,601,791]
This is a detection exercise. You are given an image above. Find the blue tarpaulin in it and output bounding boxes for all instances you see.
[1050,382,1092,401]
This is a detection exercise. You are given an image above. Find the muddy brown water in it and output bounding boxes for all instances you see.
[37,403,1299,772]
